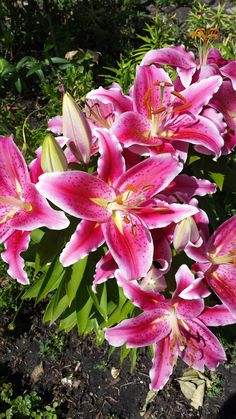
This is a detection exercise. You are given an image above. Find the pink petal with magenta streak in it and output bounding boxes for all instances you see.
[152,229,172,279]
[1,230,31,284]
[0,135,29,195]
[111,111,154,147]
[86,85,133,114]
[150,335,179,391]
[199,304,236,326]
[207,215,236,257]
[181,319,226,371]
[115,269,164,310]
[36,171,116,222]
[220,61,236,90]
[92,251,117,291]
[136,201,198,229]
[177,76,222,115]
[133,65,172,117]
[206,264,236,318]
[105,305,172,347]
[60,220,104,267]
[9,182,69,231]
[166,174,216,201]
[173,264,196,297]
[96,129,125,184]
[140,45,196,87]
[172,114,224,157]
[178,274,210,300]
[102,213,153,281]
[115,154,182,204]
[176,298,204,320]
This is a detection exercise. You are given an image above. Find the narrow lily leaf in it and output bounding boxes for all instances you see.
[59,308,77,333]
[76,297,94,335]
[120,345,130,367]
[100,283,108,320]
[88,286,107,320]
[130,348,138,373]
[43,273,69,323]
[22,274,45,299]
[65,257,88,306]
[208,172,225,191]
[36,258,64,304]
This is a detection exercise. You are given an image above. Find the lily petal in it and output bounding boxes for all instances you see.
[93,251,117,291]
[60,220,104,266]
[115,269,163,310]
[181,319,226,371]
[199,304,236,325]
[36,171,116,222]
[1,230,31,284]
[102,213,153,280]
[150,335,178,391]
[115,154,183,202]
[96,129,125,184]
[105,306,171,347]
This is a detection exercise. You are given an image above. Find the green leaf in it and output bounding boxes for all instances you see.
[130,348,137,372]
[30,229,44,244]
[22,274,45,299]
[15,78,22,93]
[36,220,77,267]
[209,172,225,191]
[76,297,93,335]
[59,308,77,333]
[120,344,130,367]
[50,57,69,64]
[65,257,87,306]
[43,274,69,323]
[188,155,201,165]
[88,286,107,321]
[36,258,64,304]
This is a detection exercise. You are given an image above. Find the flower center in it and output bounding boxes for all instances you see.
[0,195,32,224]
[143,81,192,138]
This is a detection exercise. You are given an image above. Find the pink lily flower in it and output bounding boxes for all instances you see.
[37,149,198,280]
[0,135,69,283]
[112,65,224,157]
[85,83,133,129]
[140,45,197,88]
[105,265,227,391]
[185,215,236,317]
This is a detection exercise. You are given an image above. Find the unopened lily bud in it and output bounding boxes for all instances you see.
[173,217,200,252]
[41,134,68,173]
[62,92,92,164]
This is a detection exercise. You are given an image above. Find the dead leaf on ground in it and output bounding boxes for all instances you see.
[31,361,44,384]
[140,389,157,417]
[176,368,212,409]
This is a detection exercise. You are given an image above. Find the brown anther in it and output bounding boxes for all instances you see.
[123,216,130,224]
[153,81,173,87]
[142,184,154,192]
[174,102,192,112]
[152,106,166,115]
[132,224,137,236]
[171,91,186,102]
[143,88,152,105]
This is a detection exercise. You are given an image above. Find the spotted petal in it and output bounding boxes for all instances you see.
[1,230,31,284]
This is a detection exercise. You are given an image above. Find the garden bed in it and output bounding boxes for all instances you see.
[1,302,236,418]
